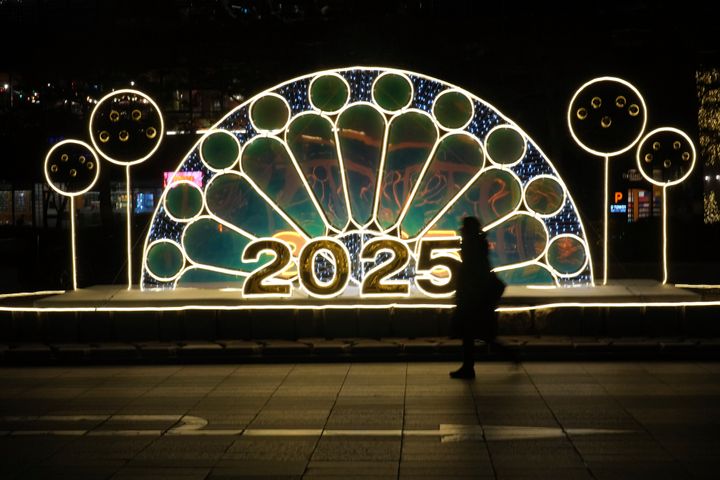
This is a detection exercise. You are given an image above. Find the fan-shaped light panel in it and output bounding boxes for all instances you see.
[141,67,594,295]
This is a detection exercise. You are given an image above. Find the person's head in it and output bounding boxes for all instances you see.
[461,216,481,236]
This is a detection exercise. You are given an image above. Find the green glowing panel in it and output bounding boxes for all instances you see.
[165,183,203,220]
[525,176,565,215]
[310,74,349,112]
[251,95,290,131]
[336,104,386,225]
[547,236,587,275]
[400,134,484,238]
[373,73,412,111]
[146,241,184,279]
[183,218,268,272]
[430,168,522,233]
[496,264,556,286]
[176,267,245,287]
[486,214,547,268]
[486,126,525,165]
[205,173,294,238]
[201,131,239,170]
[377,112,438,230]
[433,91,473,129]
[241,137,325,237]
[286,114,349,231]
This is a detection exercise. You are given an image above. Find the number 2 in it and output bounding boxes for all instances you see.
[361,238,411,296]
[241,239,293,297]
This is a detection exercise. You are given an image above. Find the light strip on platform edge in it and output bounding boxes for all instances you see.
[3,300,720,313]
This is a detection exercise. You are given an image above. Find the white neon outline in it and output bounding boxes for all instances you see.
[162,180,204,223]
[493,261,560,287]
[70,197,77,290]
[180,215,257,277]
[370,71,414,114]
[635,127,697,187]
[144,239,186,283]
[308,72,351,115]
[484,124,528,168]
[44,139,101,197]
[88,89,165,166]
[544,233,591,279]
[9,299,720,313]
[675,284,720,289]
[283,110,352,233]
[241,238,295,298]
[205,170,309,242]
[394,131,486,238]
[373,108,440,232]
[567,76,648,158]
[198,129,242,172]
[334,101,388,229]
[522,174,567,218]
[0,290,64,299]
[430,89,475,132]
[359,236,412,298]
[239,134,330,235]
[415,165,523,240]
[172,266,248,289]
[139,67,595,290]
[125,166,132,290]
[297,236,352,299]
[248,92,291,135]
[414,235,461,299]
[662,186,668,285]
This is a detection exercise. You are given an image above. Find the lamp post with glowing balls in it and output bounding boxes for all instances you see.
[88,90,164,289]
[635,127,696,285]
[568,77,647,285]
[44,140,101,290]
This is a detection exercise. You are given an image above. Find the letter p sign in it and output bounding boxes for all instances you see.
[614,192,623,203]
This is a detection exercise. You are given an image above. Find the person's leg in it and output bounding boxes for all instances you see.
[451,315,475,379]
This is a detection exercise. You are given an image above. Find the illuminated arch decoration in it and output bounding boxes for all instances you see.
[141,67,594,299]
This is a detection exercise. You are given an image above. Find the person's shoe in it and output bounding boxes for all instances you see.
[449,367,475,379]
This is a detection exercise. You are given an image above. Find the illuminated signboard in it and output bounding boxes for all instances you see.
[141,67,594,300]
[163,171,203,188]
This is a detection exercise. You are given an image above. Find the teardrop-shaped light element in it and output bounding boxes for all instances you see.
[377,110,438,231]
[400,133,485,239]
[286,113,350,231]
[336,103,386,226]
[205,172,296,238]
[427,167,522,233]
[145,240,185,281]
[241,137,326,238]
[176,267,246,287]
[486,213,547,268]
[182,217,268,273]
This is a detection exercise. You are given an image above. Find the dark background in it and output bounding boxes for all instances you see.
[1,0,719,290]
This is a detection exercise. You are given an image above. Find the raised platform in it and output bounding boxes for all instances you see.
[1,281,719,347]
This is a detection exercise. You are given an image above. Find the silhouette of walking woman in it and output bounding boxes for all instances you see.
[450,216,504,379]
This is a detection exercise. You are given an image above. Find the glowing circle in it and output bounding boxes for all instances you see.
[635,127,696,187]
[372,72,412,112]
[200,130,240,170]
[164,181,204,222]
[485,125,526,166]
[146,240,185,281]
[524,175,566,216]
[546,234,589,277]
[309,73,349,113]
[567,77,647,157]
[432,90,473,130]
[250,93,290,132]
[44,139,101,197]
[89,89,164,166]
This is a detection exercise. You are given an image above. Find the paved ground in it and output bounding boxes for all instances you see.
[0,362,718,479]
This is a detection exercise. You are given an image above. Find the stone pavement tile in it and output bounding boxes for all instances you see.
[310,437,401,461]
[264,396,337,410]
[185,412,255,429]
[405,383,472,397]
[325,406,403,429]
[46,437,155,465]
[400,438,490,462]
[303,460,398,476]
[493,467,594,479]
[249,409,330,428]
[0,436,76,471]
[399,461,495,478]
[403,413,479,429]
[223,437,317,461]
[487,439,585,469]
[589,462,691,480]
[339,385,405,397]
[273,385,343,397]
[111,466,210,479]
[129,436,236,467]
[208,460,306,477]
[16,464,120,479]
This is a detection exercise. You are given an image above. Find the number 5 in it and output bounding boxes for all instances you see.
[415,237,461,297]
